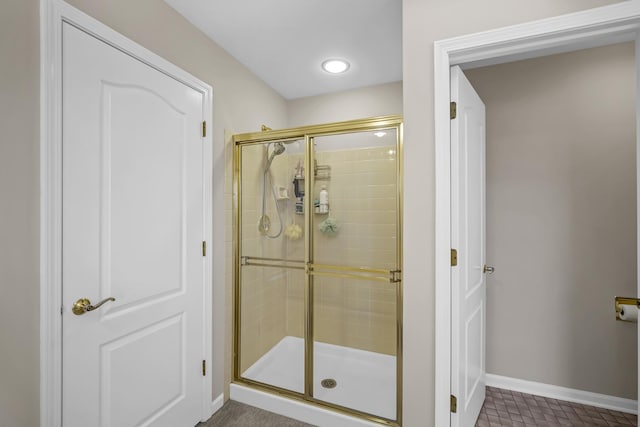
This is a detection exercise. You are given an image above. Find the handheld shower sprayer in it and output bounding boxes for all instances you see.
[265,142,285,170]
[259,142,286,238]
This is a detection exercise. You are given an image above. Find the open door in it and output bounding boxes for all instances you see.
[450,65,487,427]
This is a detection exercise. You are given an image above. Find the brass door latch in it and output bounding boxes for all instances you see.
[72,297,116,315]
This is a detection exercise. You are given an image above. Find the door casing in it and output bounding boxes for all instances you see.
[40,1,215,426]
[434,3,640,426]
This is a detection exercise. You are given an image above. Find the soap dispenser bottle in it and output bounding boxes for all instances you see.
[319,185,329,214]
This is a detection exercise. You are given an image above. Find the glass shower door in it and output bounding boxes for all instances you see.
[233,117,403,425]
[308,129,401,421]
[236,140,306,394]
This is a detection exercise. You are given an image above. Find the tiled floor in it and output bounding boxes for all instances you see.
[200,387,637,427]
[476,386,638,427]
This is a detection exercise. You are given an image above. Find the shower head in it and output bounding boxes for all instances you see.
[272,142,285,156]
[265,142,285,171]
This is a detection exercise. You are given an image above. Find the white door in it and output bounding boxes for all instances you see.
[450,65,487,427]
[62,23,205,427]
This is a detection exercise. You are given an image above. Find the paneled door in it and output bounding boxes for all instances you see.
[450,65,487,427]
[62,23,205,427]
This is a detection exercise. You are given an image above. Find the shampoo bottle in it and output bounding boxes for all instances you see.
[319,185,329,213]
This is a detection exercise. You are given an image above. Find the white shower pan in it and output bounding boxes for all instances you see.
[234,336,396,425]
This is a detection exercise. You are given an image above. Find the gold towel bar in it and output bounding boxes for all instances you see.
[240,256,401,283]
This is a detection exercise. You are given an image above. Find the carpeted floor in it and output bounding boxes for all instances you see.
[198,400,316,427]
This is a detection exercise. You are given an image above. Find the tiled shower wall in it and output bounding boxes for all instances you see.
[236,138,399,374]
[285,144,399,356]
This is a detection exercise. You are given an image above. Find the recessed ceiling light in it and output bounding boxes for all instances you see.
[374,131,386,138]
[322,59,350,74]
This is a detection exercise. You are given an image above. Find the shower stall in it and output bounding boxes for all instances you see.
[233,116,403,425]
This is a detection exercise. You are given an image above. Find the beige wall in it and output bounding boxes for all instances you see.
[0,1,40,426]
[287,81,403,127]
[401,0,626,425]
[465,43,636,399]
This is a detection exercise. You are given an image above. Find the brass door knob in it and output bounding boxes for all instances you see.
[72,297,115,315]
[483,265,495,274]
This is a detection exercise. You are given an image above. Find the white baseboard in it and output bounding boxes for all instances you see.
[486,373,637,415]
[230,383,381,427]
[210,393,224,415]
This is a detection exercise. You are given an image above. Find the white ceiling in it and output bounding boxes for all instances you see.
[164,0,402,100]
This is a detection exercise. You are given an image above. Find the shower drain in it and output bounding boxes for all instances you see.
[320,378,337,389]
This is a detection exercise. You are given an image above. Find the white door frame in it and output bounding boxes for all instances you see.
[434,2,640,426]
[39,1,214,426]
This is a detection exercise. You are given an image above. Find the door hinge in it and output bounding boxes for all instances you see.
[450,101,457,120]
[450,394,457,413]
[202,241,207,257]
[202,360,206,376]
[451,249,458,266]
[202,121,207,138]
[390,269,402,283]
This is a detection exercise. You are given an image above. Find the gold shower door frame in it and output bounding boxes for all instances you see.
[232,115,403,426]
